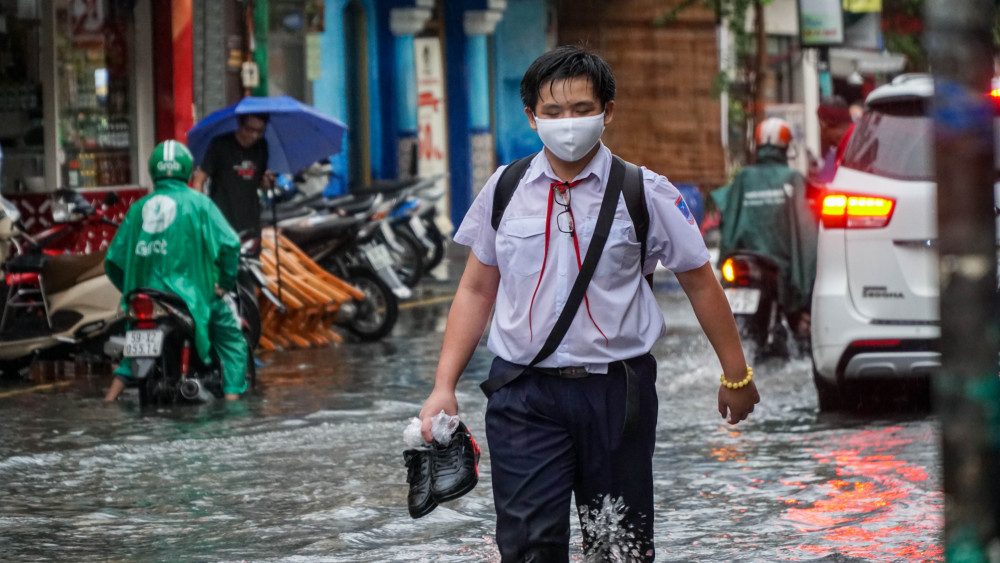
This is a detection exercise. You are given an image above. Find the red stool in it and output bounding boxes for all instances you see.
[1,254,51,331]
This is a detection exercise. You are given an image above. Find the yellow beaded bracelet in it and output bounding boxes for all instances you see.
[720,366,754,389]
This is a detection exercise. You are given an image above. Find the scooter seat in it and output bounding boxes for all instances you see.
[5,253,47,273]
[330,195,378,216]
[281,214,364,247]
[43,252,107,293]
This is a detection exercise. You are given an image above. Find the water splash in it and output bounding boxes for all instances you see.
[578,495,647,562]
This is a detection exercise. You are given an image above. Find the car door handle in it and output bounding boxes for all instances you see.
[893,239,936,248]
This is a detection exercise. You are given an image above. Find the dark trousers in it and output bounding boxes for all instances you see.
[484,354,658,562]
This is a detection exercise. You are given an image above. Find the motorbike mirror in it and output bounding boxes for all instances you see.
[0,197,20,223]
[50,199,71,223]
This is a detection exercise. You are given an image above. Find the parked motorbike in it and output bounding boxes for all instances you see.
[0,189,124,377]
[278,207,400,341]
[385,176,447,281]
[720,252,799,360]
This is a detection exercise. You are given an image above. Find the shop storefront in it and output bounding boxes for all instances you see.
[0,0,157,244]
[0,0,155,198]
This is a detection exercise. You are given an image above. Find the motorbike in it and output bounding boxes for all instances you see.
[720,251,800,360]
[385,176,448,281]
[106,238,267,406]
[278,207,400,341]
[0,189,125,377]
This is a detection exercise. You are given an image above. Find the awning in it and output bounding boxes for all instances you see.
[830,47,908,76]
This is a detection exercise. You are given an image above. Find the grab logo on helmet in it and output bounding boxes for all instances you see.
[156,160,182,174]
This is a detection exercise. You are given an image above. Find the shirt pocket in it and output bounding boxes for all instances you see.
[580,217,641,278]
[497,216,547,277]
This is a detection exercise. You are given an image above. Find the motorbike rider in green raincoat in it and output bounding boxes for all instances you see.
[103,140,247,401]
[713,117,818,339]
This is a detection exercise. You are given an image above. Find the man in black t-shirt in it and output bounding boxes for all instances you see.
[192,113,273,241]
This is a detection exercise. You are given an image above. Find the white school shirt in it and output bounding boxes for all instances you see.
[453,144,709,373]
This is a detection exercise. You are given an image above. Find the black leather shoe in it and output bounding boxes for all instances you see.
[431,422,481,503]
[404,448,437,518]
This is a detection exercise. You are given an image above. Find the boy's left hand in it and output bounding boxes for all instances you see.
[718,381,760,425]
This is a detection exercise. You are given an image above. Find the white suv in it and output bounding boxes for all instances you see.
[811,74,950,410]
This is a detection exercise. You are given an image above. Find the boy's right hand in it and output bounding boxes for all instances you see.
[419,388,458,443]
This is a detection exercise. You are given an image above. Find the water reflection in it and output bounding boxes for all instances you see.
[782,425,942,561]
[0,271,941,561]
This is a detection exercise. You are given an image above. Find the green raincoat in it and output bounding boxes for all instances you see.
[105,178,241,363]
[713,146,818,313]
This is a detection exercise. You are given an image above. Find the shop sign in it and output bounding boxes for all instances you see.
[306,34,322,81]
[414,37,449,206]
[70,0,105,44]
[842,0,881,13]
[798,0,845,47]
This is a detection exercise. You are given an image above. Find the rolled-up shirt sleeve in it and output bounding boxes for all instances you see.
[452,166,506,266]
[643,170,710,274]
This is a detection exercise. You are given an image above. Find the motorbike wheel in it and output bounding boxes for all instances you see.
[137,365,159,408]
[734,315,767,356]
[389,227,425,288]
[237,285,261,351]
[422,220,446,271]
[246,350,257,391]
[0,357,32,380]
[345,268,398,341]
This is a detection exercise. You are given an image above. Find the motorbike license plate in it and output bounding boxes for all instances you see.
[365,244,395,270]
[123,330,164,358]
[724,288,761,315]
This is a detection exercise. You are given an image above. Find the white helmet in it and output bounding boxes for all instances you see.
[755,118,793,149]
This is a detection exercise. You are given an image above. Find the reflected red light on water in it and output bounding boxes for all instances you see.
[782,427,943,561]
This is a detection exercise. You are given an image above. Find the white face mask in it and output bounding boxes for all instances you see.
[534,112,606,162]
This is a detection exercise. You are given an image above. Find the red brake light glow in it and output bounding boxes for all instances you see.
[820,193,896,229]
[130,293,155,322]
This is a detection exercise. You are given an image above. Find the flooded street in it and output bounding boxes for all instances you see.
[0,254,941,561]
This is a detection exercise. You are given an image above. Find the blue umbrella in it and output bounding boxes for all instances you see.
[187,96,347,174]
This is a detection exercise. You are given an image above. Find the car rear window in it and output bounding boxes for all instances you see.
[842,100,934,181]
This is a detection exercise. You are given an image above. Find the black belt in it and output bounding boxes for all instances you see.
[481,358,642,437]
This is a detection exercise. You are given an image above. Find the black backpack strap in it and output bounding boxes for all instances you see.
[491,153,538,231]
[615,156,651,285]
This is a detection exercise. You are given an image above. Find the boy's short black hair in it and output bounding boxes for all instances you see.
[520,45,616,112]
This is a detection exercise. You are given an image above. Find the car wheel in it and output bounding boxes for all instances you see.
[812,362,841,412]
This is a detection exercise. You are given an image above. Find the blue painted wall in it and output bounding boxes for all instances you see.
[312,0,389,194]
[467,34,490,133]
[492,0,547,164]
[443,2,472,227]
[394,35,418,134]
[362,0,384,181]
[313,0,349,195]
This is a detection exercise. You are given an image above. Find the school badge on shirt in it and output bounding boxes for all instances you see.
[675,195,696,225]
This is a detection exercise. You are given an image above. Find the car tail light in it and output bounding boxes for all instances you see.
[820,193,896,229]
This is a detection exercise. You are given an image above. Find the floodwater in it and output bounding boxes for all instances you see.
[0,258,941,561]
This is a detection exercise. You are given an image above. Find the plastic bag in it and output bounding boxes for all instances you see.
[402,410,460,449]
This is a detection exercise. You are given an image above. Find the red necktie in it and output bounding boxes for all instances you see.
[526,179,608,345]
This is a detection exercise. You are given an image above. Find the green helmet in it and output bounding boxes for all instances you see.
[148,139,194,182]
